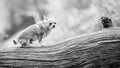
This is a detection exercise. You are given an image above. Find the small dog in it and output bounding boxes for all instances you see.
[100,17,113,28]
[13,16,56,48]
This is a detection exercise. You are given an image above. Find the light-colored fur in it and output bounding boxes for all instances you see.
[13,16,56,47]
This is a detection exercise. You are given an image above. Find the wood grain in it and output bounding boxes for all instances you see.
[0,27,120,68]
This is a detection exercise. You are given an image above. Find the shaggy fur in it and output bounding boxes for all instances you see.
[100,17,113,28]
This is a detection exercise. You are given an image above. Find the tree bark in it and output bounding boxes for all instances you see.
[0,27,120,68]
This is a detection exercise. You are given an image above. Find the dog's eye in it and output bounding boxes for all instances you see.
[101,17,104,19]
[101,17,105,20]
[49,23,52,25]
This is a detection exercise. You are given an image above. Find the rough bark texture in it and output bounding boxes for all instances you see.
[0,27,120,68]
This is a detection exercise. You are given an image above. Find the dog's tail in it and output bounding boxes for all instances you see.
[13,40,17,45]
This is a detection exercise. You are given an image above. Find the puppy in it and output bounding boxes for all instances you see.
[100,17,113,28]
[13,16,56,48]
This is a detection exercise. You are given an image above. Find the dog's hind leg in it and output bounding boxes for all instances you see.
[13,40,17,45]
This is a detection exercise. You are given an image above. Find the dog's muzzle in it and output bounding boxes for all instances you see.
[52,25,55,28]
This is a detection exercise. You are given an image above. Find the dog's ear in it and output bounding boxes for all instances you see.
[43,15,48,21]
[50,17,56,22]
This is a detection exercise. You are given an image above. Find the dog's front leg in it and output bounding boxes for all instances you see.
[38,33,44,47]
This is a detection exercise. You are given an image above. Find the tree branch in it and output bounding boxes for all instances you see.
[0,27,120,68]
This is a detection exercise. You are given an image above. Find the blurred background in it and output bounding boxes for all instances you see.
[0,0,120,47]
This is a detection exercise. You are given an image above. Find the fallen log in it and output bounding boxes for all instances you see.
[0,27,120,68]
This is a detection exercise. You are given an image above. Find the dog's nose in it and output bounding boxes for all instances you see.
[52,25,55,28]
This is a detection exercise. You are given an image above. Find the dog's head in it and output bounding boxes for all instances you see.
[100,17,112,24]
[42,15,56,29]
[100,16,112,28]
